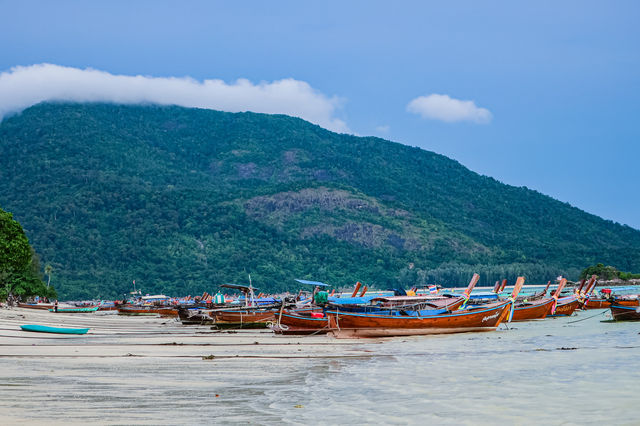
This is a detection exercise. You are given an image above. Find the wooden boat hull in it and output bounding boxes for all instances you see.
[272,311,331,335]
[18,303,54,310]
[547,297,580,317]
[178,308,215,325]
[49,306,98,313]
[327,301,511,338]
[583,299,610,309]
[118,306,178,316]
[374,296,466,310]
[213,310,275,328]
[511,298,555,321]
[97,305,119,311]
[610,304,640,321]
[612,298,639,307]
[21,324,89,334]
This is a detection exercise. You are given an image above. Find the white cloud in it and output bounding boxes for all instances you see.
[406,93,492,124]
[0,63,349,133]
[375,125,390,134]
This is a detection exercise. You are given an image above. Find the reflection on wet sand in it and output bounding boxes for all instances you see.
[1,307,639,425]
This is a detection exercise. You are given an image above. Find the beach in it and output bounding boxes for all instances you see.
[1,307,639,425]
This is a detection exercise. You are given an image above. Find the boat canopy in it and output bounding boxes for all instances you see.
[295,279,330,287]
[141,295,169,300]
[220,284,258,292]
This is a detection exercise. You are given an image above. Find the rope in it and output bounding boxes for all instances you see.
[567,310,606,324]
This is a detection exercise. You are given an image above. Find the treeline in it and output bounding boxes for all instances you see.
[580,263,640,281]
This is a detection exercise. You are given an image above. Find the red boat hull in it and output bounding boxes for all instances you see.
[327,301,512,338]
[214,310,276,327]
[272,311,331,335]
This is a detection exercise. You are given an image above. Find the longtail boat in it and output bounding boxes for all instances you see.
[326,276,524,338]
[205,282,281,328]
[510,298,556,321]
[514,280,552,303]
[18,303,54,310]
[117,305,178,316]
[576,276,599,309]
[97,301,120,311]
[511,278,566,321]
[213,310,276,328]
[609,304,640,321]
[272,275,482,335]
[327,300,512,338]
[49,306,98,313]
[270,310,330,335]
[332,274,480,313]
[21,324,89,334]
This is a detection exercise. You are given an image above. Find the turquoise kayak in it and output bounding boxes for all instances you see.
[20,324,90,334]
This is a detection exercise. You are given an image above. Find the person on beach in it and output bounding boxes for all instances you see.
[54,300,58,312]
[313,286,329,307]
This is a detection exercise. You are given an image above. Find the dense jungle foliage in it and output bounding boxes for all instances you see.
[1,103,639,299]
[0,208,56,300]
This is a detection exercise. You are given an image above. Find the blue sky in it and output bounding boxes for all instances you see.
[1,1,639,228]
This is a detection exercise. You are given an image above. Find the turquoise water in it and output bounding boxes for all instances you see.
[0,309,638,425]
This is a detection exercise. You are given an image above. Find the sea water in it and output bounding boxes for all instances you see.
[0,309,638,425]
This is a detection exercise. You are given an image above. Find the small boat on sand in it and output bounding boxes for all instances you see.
[49,306,99,313]
[20,324,89,334]
[18,303,54,310]
[117,305,178,316]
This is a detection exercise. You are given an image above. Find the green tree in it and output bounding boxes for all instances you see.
[44,264,53,288]
[0,208,55,300]
[0,209,31,272]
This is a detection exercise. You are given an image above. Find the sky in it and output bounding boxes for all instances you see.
[1,1,639,229]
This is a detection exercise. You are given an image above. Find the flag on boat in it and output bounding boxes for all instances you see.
[428,285,438,295]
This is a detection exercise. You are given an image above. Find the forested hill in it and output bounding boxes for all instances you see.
[1,103,639,299]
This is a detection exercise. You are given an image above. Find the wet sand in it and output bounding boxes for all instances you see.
[0,307,376,425]
[1,307,639,425]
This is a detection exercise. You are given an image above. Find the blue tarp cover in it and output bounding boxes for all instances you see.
[328,296,376,304]
[295,279,330,287]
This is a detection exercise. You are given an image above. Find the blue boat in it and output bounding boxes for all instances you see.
[20,324,90,334]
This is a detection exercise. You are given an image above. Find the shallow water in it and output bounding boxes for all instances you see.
[0,309,638,425]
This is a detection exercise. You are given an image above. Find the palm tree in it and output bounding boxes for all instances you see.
[44,264,53,288]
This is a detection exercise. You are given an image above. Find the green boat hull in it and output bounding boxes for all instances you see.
[48,306,99,313]
[21,324,89,334]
